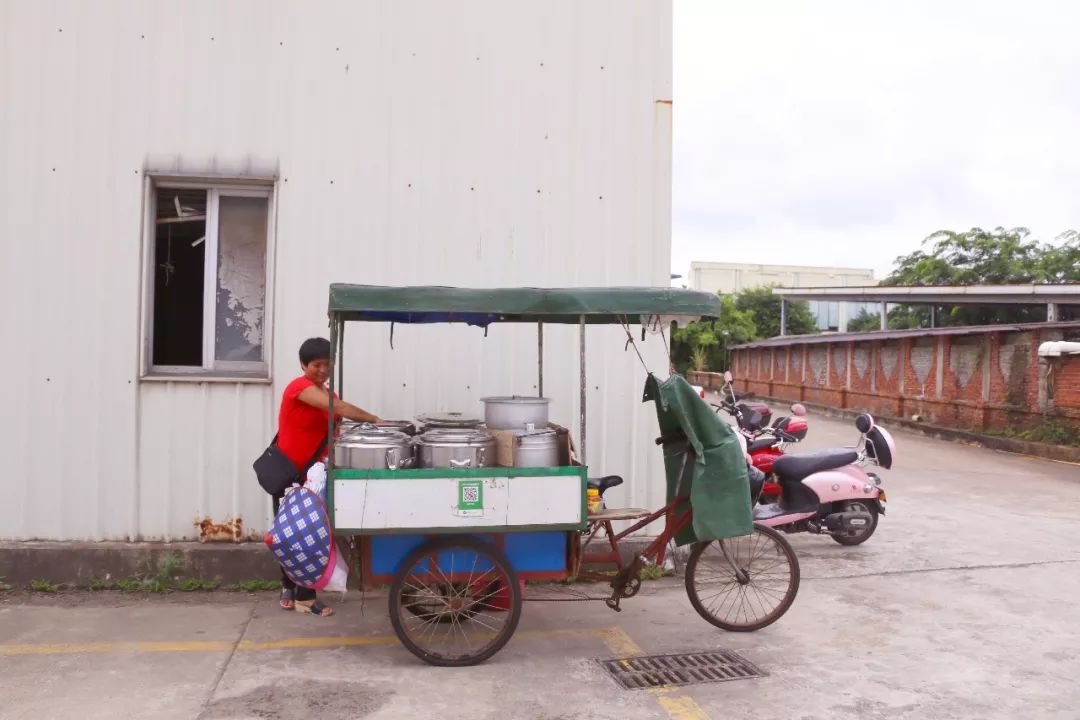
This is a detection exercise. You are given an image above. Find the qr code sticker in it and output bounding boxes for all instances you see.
[462,486,480,504]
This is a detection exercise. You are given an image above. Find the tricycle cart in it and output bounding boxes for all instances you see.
[325,285,800,666]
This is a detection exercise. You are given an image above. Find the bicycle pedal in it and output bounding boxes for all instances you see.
[605,597,622,612]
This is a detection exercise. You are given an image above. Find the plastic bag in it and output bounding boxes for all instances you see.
[305,462,328,506]
[323,546,349,594]
[265,486,347,594]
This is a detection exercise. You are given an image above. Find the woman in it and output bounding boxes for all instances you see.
[275,337,380,616]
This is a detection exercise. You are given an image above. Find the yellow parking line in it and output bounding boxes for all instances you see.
[0,640,237,656]
[238,635,399,651]
[0,627,614,657]
[599,627,712,720]
[650,690,712,720]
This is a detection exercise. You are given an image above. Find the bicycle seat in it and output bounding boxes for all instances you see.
[587,475,624,497]
[772,449,858,483]
[746,436,780,453]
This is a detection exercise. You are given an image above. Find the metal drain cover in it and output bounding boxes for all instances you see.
[599,650,766,690]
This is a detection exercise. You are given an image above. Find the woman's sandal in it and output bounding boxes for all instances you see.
[294,599,334,617]
[279,588,295,610]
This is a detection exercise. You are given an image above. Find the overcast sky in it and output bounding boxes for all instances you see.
[672,0,1080,281]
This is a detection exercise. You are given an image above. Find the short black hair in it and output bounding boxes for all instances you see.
[299,337,331,366]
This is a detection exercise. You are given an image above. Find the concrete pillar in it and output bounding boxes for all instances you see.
[846,342,854,390]
[880,301,888,331]
[1048,303,1059,322]
[780,299,788,337]
[930,305,937,328]
[936,337,946,399]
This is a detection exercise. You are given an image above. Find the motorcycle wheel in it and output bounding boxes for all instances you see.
[830,500,879,546]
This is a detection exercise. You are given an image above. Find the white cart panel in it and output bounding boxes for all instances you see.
[333,474,583,532]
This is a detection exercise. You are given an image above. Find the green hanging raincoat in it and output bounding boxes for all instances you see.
[643,373,752,545]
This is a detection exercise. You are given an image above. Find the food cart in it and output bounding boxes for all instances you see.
[325,285,800,666]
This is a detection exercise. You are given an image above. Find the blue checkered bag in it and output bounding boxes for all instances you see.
[265,487,337,590]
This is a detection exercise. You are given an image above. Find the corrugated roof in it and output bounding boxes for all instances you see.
[772,284,1080,304]
[732,321,1080,350]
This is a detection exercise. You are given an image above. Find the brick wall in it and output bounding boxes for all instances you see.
[695,324,1080,438]
[1057,356,1080,409]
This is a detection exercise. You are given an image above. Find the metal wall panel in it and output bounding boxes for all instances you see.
[0,0,673,540]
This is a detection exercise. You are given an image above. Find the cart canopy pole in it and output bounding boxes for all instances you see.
[337,320,345,398]
[537,321,544,397]
[327,314,338,470]
[579,315,586,466]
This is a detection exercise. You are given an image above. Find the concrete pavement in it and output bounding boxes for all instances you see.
[2,408,1079,720]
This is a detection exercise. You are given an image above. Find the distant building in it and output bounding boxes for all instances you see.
[688,262,876,332]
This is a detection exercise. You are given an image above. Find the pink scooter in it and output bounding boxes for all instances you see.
[748,413,894,546]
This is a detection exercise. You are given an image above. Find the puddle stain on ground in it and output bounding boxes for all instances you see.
[203,680,389,719]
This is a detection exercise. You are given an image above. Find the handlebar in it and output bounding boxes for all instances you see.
[655,429,688,446]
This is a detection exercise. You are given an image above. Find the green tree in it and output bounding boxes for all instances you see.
[733,285,818,338]
[880,226,1079,326]
[671,295,757,372]
[847,308,882,333]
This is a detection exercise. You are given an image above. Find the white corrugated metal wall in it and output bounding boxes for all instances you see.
[0,0,674,540]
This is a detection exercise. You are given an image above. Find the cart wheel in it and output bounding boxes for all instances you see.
[684,523,800,632]
[389,536,522,666]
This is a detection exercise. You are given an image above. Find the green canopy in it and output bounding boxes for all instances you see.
[644,373,753,545]
[327,284,721,325]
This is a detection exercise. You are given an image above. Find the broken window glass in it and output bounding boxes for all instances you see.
[215,196,268,363]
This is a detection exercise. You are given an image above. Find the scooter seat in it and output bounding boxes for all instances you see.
[772,449,858,483]
[746,436,780,452]
[587,475,624,497]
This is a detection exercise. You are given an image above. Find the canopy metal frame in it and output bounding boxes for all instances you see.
[323,285,722,472]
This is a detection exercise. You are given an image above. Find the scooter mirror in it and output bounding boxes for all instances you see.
[723,370,734,383]
[790,403,807,417]
[855,413,875,434]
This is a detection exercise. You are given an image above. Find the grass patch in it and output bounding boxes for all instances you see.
[984,421,1079,447]
[0,576,12,592]
[177,578,220,592]
[30,579,61,593]
[88,578,113,591]
[113,576,169,593]
[1019,420,1078,447]
[235,579,281,593]
[638,563,668,581]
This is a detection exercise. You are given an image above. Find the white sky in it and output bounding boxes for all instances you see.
[672,0,1080,281]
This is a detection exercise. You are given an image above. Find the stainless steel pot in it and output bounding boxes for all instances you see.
[416,428,496,469]
[513,428,560,468]
[334,425,415,470]
[481,396,550,430]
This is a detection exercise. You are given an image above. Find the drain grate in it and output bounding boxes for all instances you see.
[599,650,766,690]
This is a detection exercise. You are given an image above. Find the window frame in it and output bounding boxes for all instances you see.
[140,176,276,382]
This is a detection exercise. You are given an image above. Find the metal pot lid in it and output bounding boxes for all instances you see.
[416,412,483,427]
[338,426,411,444]
[418,428,494,446]
[480,396,551,404]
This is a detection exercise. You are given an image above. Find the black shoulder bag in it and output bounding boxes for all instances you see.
[253,433,328,496]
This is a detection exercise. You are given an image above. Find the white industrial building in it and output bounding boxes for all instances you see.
[688,261,877,332]
[0,2,674,540]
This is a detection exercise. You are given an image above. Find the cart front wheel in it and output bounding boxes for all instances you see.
[684,523,800,632]
[389,536,522,666]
